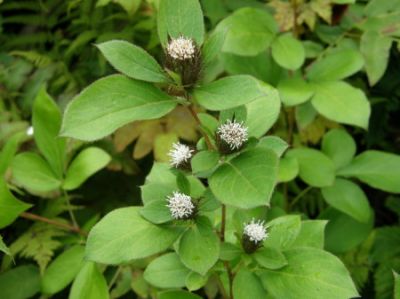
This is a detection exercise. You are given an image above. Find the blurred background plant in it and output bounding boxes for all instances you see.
[0,0,399,298]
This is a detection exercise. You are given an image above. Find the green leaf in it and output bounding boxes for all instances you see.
[321,208,373,253]
[210,148,279,208]
[0,179,31,229]
[61,75,177,141]
[278,77,314,106]
[42,245,85,295]
[360,31,392,86]
[11,152,61,193]
[69,262,108,299]
[220,242,241,261]
[338,150,400,193]
[194,75,268,111]
[202,30,226,66]
[140,200,173,224]
[257,136,288,157]
[321,129,356,169]
[32,87,66,177]
[259,248,359,299]
[215,7,277,56]
[233,268,266,299]
[286,148,335,187]
[307,49,364,81]
[63,147,111,190]
[157,0,204,46]
[0,265,41,299]
[159,290,202,299]
[278,156,299,183]
[291,220,327,249]
[191,151,219,175]
[311,81,371,129]
[144,252,190,288]
[321,178,371,223]
[265,215,301,251]
[253,247,287,269]
[97,40,169,83]
[177,216,219,275]
[271,34,305,70]
[85,207,181,264]
[245,87,281,138]
[0,235,10,256]
[185,272,207,291]
[0,132,24,176]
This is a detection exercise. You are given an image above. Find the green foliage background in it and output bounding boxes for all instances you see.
[1,0,400,298]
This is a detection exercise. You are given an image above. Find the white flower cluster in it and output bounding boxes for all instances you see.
[243,219,268,244]
[217,120,248,150]
[168,142,194,168]
[166,191,195,219]
[167,36,196,60]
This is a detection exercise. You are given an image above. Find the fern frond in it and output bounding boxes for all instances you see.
[10,51,52,68]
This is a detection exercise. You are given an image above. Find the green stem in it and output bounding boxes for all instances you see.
[289,186,313,209]
[62,189,79,229]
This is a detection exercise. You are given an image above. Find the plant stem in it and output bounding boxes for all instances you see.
[289,186,313,209]
[20,212,87,236]
[62,189,79,229]
[220,204,233,299]
[220,204,226,241]
[108,266,122,290]
[186,105,216,151]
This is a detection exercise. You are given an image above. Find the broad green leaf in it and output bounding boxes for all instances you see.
[291,220,327,249]
[233,268,266,299]
[322,178,371,223]
[144,252,190,288]
[0,132,24,176]
[157,0,204,46]
[61,75,177,141]
[42,246,85,295]
[32,87,66,177]
[178,217,219,275]
[97,40,169,83]
[69,262,108,299]
[257,136,288,157]
[113,0,142,16]
[278,156,299,183]
[271,34,305,70]
[311,81,371,129]
[265,215,301,250]
[259,248,359,299]
[0,235,10,256]
[337,150,400,193]
[210,148,279,208]
[140,200,173,224]
[63,147,111,190]
[12,152,61,193]
[321,129,356,169]
[253,247,287,270]
[220,242,241,261]
[191,151,219,175]
[85,207,181,264]
[0,179,31,229]
[278,77,314,106]
[245,87,281,138]
[215,7,277,56]
[360,31,392,86]
[185,272,207,291]
[321,208,373,253]
[202,30,226,66]
[193,75,267,111]
[0,265,40,299]
[159,290,202,299]
[286,148,335,187]
[395,272,400,299]
[141,183,176,205]
[295,101,317,129]
[307,49,364,81]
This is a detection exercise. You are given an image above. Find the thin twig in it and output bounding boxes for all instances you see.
[186,105,216,151]
[62,189,79,229]
[220,205,226,241]
[20,212,87,236]
[108,266,122,290]
[289,186,313,209]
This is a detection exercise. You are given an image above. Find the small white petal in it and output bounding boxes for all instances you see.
[244,219,268,244]
[167,36,196,60]
[26,126,34,136]
[166,191,195,219]
[217,120,248,150]
[168,142,194,168]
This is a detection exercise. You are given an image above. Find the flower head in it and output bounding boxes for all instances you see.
[166,191,195,220]
[26,126,34,136]
[217,120,248,151]
[243,219,268,244]
[168,142,194,168]
[167,36,196,60]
